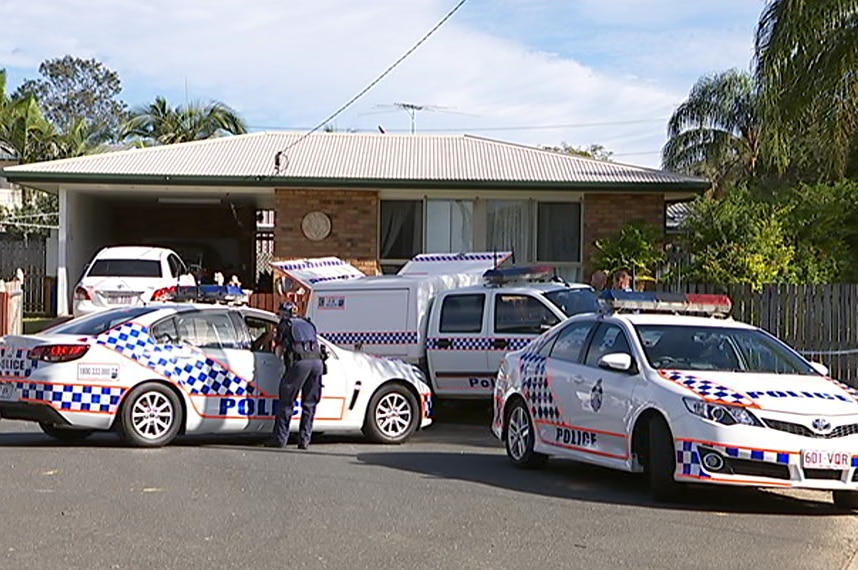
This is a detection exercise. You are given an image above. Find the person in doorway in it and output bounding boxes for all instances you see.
[267,302,326,450]
[589,270,608,291]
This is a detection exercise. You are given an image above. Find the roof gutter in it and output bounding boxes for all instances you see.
[1,170,711,192]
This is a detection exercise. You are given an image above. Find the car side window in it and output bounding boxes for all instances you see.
[175,312,241,350]
[584,323,632,368]
[439,294,486,333]
[245,316,276,353]
[167,255,180,278]
[549,321,595,363]
[494,294,560,335]
[151,318,180,345]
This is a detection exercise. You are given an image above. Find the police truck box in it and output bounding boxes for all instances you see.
[272,253,599,399]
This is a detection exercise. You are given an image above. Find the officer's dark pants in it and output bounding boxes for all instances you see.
[272,358,324,447]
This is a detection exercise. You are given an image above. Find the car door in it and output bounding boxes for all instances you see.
[489,291,563,371]
[426,292,491,396]
[575,322,642,461]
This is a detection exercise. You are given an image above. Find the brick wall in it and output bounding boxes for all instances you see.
[274,188,380,275]
[582,192,665,276]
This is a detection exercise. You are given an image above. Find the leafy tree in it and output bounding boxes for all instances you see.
[591,221,665,281]
[542,143,614,161]
[678,188,795,290]
[754,0,858,180]
[12,55,128,143]
[661,69,761,194]
[122,96,247,145]
[0,69,56,163]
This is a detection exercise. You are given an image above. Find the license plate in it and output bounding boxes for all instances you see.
[801,449,851,470]
[107,295,136,305]
[77,364,119,381]
[0,383,16,401]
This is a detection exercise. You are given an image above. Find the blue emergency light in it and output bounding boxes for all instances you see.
[600,290,732,317]
[483,264,556,286]
[168,285,249,305]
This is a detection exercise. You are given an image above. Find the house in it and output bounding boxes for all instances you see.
[0,147,20,211]
[1,131,709,315]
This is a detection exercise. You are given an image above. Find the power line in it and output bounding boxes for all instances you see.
[273,0,470,173]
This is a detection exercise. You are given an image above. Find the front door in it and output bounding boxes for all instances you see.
[426,292,491,397]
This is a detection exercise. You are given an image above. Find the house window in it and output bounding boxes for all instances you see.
[426,199,473,253]
[380,200,423,260]
[486,200,533,261]
[537,202,581,262]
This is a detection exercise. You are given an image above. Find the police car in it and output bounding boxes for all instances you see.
[0,287,432,447]
[492,291,858,508]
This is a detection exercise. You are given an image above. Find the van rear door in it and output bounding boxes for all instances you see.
[426,291,492,397]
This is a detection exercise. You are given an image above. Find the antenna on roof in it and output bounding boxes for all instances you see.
[362,102,477,133]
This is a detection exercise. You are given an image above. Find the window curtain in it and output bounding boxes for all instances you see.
[380,201,422,259]
[537,202,581,262]
[487,200,532,262]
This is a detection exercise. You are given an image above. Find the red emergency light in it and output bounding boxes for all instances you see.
[601,291,732,317]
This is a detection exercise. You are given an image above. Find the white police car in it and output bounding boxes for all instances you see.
[492,291,858,508]
[0,289,432,447]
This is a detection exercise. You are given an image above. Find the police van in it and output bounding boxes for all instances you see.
[272,253,599,399]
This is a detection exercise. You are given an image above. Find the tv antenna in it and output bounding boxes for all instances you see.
[363,102,476,133]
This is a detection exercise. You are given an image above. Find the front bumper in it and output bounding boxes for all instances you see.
[672,414,858,490]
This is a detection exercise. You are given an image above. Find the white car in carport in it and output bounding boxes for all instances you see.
[73,246,196,317]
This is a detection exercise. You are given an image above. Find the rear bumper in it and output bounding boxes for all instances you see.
[0,401,71,425]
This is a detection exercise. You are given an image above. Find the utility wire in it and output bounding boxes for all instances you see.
[273,0,470,173]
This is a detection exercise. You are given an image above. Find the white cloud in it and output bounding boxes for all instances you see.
[0,0,760,167]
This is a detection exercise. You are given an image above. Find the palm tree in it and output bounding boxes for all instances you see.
[754,0,858,180]
[0,69,57,163]
[661,69,761,194]
[122,96,247,145]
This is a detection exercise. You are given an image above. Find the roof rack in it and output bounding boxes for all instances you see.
[165,285,251,306]
[601,290,732,317]
[483,264,557,287]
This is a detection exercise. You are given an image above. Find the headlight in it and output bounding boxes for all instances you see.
[682,397,762,427]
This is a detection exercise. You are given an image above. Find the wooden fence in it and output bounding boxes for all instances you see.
[658,283,858,385]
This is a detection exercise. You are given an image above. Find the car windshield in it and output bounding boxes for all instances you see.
[543,288,601,317]
[87,259,162,278]
[45,307,161,336]
[635,324,817,375]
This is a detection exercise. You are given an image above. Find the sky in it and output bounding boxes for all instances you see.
[0,0,765,168]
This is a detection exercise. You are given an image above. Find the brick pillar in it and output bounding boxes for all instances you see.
[582,193,665,276]
[274,188,380,275]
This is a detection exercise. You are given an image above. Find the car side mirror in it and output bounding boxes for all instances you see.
[598,352,634,372]
[810,361,829,376]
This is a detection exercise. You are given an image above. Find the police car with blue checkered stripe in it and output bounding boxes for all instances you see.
[492,290,858,508]
[0,286,432,447]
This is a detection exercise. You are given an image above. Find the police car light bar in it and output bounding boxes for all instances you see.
[168,285,250,305]
[600,291,732,316]
[483,264,556,286]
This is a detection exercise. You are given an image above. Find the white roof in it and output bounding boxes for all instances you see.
[616,313,755,329]
[95,246,172,261]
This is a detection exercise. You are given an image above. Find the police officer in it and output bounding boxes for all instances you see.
[268,301,326,450]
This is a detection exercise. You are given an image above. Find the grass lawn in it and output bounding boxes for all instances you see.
[23,316,69,335]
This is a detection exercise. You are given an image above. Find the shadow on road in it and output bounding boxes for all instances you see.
[355,449,850,516]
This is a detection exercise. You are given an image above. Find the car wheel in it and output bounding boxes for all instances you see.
[504,399,548,469]
[39,423,95,442]
[362,384,419,444]
[832,490,858,510]
[119,383,182,448]
[647,416,683,502]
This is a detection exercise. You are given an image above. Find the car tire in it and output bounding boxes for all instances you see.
[118,382,183,448]
[362,384,420,444]
[504,399,548,469]
[39,423,95,442]
[832,490,858,510]
[647,416,683,503]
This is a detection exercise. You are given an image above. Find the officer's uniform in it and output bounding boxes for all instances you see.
[270,303,325,449]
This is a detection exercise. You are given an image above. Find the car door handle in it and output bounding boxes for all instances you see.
[436,338,452,349]
[492,338,508,349]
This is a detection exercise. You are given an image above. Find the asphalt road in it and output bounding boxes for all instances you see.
[1,411,858,570]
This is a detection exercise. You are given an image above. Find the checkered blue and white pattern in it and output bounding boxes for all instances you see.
[675,440,710,478]
[519,350,560,421]
[96,322,256,396]
[15,380,126,413]
[425,337,531,351]
[322,331,419,345]
[829,378,858,403]
[410,253,511,263]
[506,338,532,351]
[675,439,797,479]
[274,259,351,271]
[661,370,755,407]
[309,275,363,285]
[0,347,39,378]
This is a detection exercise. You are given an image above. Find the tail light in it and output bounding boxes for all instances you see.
[73,286,90,301]
[29,344,90,363]
[152,286,177,301]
